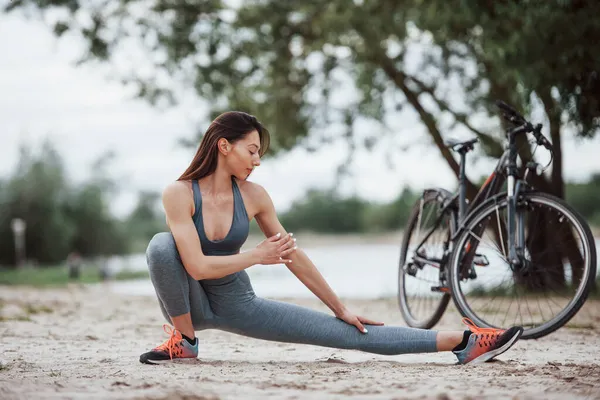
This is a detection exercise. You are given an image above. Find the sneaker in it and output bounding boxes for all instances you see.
[139,324,198,364]
[454,317,523,365]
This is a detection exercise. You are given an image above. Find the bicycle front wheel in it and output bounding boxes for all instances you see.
[448,191,597,339]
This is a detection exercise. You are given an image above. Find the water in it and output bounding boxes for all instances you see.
[106,240,600,299]
[107,244,403,299]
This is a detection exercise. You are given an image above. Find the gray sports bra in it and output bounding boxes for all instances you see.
[191,177,250,256]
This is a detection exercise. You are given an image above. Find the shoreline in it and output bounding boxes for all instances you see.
[243,231,404,250]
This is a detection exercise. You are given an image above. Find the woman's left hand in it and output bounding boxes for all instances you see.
[335,308,384,334]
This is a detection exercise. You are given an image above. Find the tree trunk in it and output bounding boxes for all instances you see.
[517,207,566,292]
[539,90,565,198]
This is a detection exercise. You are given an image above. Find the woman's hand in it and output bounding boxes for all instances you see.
[335,307,384,333]
[254,232,297,265]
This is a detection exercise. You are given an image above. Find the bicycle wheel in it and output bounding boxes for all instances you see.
[398,189,456,329]
[448,191,597,339]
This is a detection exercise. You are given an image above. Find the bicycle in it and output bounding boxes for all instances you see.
[398,100,597,339]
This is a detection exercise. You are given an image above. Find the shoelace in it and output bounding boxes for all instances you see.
[155,324,183,360]
[462,317,503,346]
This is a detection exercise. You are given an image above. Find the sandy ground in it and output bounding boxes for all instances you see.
[1,284,599,400]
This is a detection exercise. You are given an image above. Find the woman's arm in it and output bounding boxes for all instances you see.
[163,181,295,280]
[252,184,383,332]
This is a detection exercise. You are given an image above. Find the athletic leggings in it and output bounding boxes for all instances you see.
[146,232,438,355]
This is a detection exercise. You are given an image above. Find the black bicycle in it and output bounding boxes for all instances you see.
[398,101,597,339]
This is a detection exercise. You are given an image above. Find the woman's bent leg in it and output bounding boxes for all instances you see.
[146,232,214,330]
[221,297,438,356]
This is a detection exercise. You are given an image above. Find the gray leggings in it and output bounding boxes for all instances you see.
[146,232,438,355]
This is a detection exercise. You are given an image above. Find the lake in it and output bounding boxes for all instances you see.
[106,239,600,299]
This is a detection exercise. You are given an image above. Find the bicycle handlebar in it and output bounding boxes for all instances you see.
[495,100,554,154]
[496,100,527,125]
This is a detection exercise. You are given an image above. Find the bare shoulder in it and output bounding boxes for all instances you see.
[236,179,273,211]
[237,179,268,197]
[162,180,194,212]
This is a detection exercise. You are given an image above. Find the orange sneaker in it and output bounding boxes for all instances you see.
[453,318,523,365]
[139,324,198,364]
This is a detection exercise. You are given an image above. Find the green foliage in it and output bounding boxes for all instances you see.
[0,140,164,266]
[280,190,368,233]
[410,1,600,137]
[279,187,420,234]
[361,188,420,233]
[124,191,168,252]
[4,0,597,201]
[64,184,128,258]
[275,175,600,234]
[566,174,600,226]
[0,142,76,264]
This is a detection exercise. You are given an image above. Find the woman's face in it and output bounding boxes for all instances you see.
[224,130,261,180]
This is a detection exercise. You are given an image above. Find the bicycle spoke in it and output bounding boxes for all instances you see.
[494,206,508,259]
[450,192,595,338]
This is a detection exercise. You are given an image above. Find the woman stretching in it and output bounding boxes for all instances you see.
[140,111,523,365]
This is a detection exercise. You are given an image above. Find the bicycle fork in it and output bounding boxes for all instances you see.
[506,176,528,268]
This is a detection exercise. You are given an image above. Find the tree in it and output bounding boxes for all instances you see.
[280,189,367,233]
[4,1,598,194]
[408,0,600,198]
[4,1,597,283]
[64,183,129,258]
[125,191,167,251]
[0,141,76,265]
[0,141,130,266]
[566,174,600,226]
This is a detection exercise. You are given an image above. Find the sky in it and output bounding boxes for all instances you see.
[1,12,599,218]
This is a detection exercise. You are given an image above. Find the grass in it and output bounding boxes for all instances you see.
[0,315,32,322]
[0,265,149,287]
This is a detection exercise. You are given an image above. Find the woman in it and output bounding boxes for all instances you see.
[140,111,523,365]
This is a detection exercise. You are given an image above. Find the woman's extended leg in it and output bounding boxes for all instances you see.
[221,296,440,355]
[211,272,523,363]
[214,290,523,364]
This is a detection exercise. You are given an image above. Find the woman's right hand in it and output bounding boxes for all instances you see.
[254,232,297,264]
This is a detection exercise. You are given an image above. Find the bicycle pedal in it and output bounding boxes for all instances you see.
[473,254,489,266]
[431,286,450,293]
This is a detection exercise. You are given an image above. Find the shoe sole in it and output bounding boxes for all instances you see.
[468,328,523,365]
[141,357,198,365]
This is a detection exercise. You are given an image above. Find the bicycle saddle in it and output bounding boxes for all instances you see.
[444,137,479,153]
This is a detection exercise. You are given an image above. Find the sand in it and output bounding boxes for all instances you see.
[1,284,599,400]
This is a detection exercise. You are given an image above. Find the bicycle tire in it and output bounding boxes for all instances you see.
[398,189,455,329]
[448,191,597,339]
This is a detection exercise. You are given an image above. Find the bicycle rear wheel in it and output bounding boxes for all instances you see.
[398,190,456,329]
[448,191,597,339]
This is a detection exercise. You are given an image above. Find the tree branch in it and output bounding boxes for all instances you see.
[370,51,479,198]
[405,75,504,157]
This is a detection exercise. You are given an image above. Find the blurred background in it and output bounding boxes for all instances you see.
[1,0,599,299]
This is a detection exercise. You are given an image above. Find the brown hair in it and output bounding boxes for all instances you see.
[178,111,270,181]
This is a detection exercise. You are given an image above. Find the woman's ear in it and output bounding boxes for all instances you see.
[218,138,231,155]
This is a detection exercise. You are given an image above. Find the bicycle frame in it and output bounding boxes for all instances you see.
[411,129,535,272]
[411,149,506,256]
